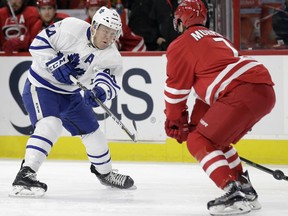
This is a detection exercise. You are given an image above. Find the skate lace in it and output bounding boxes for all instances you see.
[24,172,37,181]
[216,182,236,201]
[105,169,127,186]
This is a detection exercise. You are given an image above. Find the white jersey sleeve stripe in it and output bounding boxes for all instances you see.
[164,94,189,104]
[165,85,191,95]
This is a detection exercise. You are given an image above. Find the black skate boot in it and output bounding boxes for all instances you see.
[207,181,251,216]
[9,166,47,197]
[90,164,135,189]
[238,170,261,210]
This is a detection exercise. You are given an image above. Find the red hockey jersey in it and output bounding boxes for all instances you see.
[30,13,70,40]
[165,26,274,120]
[0,6,39,51]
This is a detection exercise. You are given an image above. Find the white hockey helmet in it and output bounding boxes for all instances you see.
[91,6,122,39]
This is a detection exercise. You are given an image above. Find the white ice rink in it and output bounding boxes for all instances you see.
[0,159,288,216]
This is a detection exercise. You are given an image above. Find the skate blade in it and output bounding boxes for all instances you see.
[9,185,45,198]
[209,200,251,216]
[104,184,137,190]
[249,199,261,210]
[126,185,137,190]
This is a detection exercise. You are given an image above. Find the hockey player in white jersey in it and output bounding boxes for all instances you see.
[10,6,135,197]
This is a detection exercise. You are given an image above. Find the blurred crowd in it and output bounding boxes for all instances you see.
[240,0,288,49]
[1,0,288,53]
[0,0,180,53]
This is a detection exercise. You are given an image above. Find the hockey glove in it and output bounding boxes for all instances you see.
[46,53,77,85]
[84,86,106,107]
[165,108,189,144]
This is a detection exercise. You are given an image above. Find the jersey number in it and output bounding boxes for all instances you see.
[46,24,56,37]
[213,38,239,57]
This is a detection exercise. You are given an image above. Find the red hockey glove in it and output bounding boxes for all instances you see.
[165,109,189,144]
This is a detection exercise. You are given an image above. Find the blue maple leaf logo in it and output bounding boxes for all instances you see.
[67,53,85,76]
[67,53,80,67]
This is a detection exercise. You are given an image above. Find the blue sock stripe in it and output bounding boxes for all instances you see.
[31,135,53,147]
[26,145,48,156]
[91,157,111,165]
[87,150,109,158]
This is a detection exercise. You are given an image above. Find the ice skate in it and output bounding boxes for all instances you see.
[207,181,251,216]
[238,171,261,210]
[90,164,136,189]
[9,166,47,198]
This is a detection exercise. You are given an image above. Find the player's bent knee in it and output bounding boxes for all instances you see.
[81,128,108,150]
[186,130,216,161]
[34,116,63,143]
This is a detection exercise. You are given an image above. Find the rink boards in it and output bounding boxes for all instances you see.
[0,136,288,164]
[0,54,288,164]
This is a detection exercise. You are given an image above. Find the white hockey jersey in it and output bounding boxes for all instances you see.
[28,17,123,100]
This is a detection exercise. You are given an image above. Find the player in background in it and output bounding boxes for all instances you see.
[0,0,39,53]
[84,0,146,52]
[9,6,135,198]
[164,0,275,215]
[30,0,70,39]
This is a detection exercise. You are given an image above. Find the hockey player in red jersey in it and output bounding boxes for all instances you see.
[84,0,146,52]
[0,0,40,53]
[30,0,69,39]
[164,0,275,215]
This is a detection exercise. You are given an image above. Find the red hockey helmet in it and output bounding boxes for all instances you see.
[174,0,207,30]
[36,0,56,7]
[86,0,107,7]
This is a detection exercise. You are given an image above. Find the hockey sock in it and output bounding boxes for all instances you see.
[186,130,237,189]
[24,116,62,172]
[223,145,243,177]
[81,128,112,174]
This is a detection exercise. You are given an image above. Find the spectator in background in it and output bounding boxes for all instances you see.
[85,0,146,52]
[84,0,106,23]
[0,0,39,53]
[30,0,69,39]
[150,0,181,51]
[272,0,288,48]
[56,0,85,9]
[26,0,36,6]
[126,0,159,50]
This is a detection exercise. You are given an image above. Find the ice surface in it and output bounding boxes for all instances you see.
[0,159,287,216]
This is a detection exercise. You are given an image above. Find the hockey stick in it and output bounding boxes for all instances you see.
[240,156,288,181]
[6,0,21,38]
[69,76,137,142]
